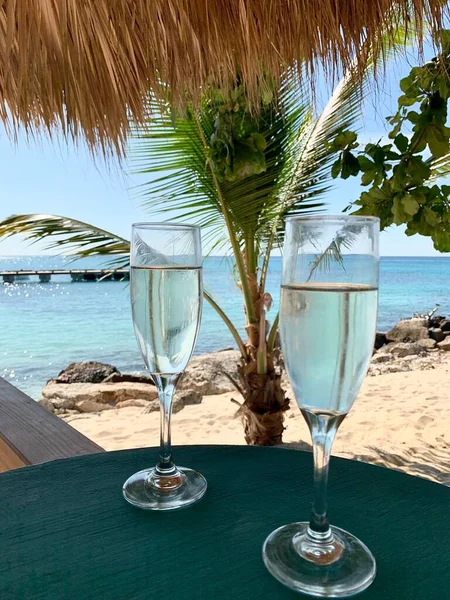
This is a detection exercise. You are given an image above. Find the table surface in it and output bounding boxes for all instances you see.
[0,445,449,600]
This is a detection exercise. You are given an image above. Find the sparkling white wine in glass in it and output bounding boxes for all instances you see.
[131,266,202,375]
[263,216,379,598]
[280,283,378,414]
[123,223,207,511]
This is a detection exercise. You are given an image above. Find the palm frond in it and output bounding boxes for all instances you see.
[307,240,346,280]
[306,222,364,281]
[131,98,220,221]
[266,70,378,245]
[261,28,416,252]
[130,72,325,252]
[130,55,388,262]
[0,214,130,268]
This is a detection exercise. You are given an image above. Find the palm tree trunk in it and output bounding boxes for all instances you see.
[237,354,290,445]
[237,256,290,445]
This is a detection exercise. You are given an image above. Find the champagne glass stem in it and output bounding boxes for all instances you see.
[302,410,345,539]
[154,374,178,475]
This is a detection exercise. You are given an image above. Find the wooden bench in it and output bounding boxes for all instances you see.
[0,377,103,472]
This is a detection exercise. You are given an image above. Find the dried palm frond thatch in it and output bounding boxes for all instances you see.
[0,0,446,154]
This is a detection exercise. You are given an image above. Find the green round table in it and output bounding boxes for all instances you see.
[0,445,448,599]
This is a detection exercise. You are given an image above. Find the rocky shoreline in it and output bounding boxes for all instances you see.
[38,350,242,416]
[369,314,450,375]
[38,314,450,417]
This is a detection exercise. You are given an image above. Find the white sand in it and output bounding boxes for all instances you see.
[64,361,450,484]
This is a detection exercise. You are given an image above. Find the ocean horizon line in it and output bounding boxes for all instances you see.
[0,253,449,260]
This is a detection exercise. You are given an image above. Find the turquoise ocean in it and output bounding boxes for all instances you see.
[1,255,449,398]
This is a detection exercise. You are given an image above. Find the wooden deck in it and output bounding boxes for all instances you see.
[0,377,103,472]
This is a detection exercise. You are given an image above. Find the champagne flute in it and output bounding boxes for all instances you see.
[263,216,379,597]
[122,223,207,511]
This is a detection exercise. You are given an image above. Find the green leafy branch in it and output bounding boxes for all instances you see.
[328,31,450,252]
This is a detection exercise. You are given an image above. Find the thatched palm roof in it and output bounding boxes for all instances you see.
[0,1,446,154]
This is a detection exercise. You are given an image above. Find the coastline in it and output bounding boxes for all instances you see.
[2,254,450,398]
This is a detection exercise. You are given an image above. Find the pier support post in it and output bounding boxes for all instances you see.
[39,274,51,283]
[2,275,15,284]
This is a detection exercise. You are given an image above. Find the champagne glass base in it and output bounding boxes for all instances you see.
[123,466,207,511]
[263,522,376,598]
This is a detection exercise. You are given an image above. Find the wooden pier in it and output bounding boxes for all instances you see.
[0,269,129,283]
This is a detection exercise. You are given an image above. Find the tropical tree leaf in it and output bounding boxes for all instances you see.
[0,214,130,268]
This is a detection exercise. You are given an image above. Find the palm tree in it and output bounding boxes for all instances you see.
[0,60,391,445]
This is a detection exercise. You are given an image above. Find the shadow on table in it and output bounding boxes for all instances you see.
[279,441,450,486]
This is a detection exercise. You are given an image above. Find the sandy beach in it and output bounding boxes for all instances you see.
[63,358,450,485]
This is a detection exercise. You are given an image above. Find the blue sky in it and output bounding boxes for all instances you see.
[0,46,445,257]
